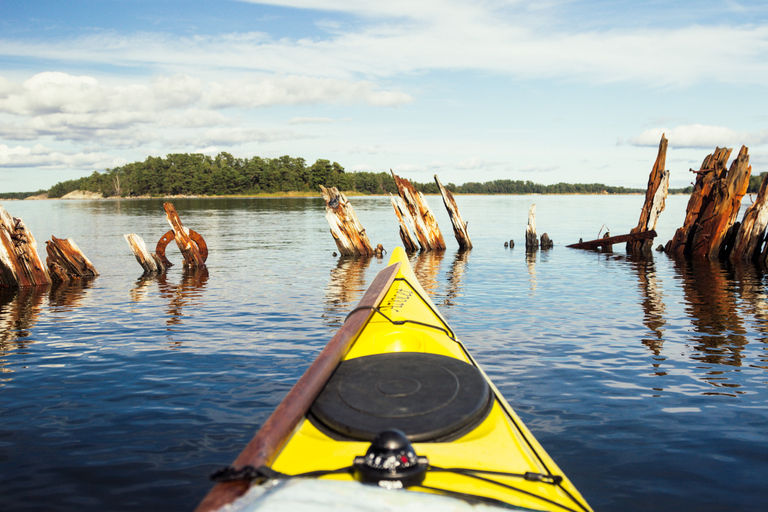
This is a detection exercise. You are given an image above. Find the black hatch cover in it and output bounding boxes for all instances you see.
[309,352,493,442]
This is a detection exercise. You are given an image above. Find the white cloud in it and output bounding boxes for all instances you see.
[630,125,768,149]
[288,117,335,124]
[0,143,124,169]
[206,76,412,108]
[456,157,501,170]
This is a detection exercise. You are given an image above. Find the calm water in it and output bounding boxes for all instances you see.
[1,195,766,511]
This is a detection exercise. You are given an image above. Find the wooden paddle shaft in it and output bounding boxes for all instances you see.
[195,262,402,512]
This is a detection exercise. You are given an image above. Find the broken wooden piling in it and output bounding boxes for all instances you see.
[390,194,420,253]
[0,204,51,287]
[163,202,207,268]
[731,172,768,262]
[665,146,751,259]
[525,204,538,251]
[567,230,657,250]
[627,134,669,255]
[320,186,374,257]
[391,171,445,251]
[45,236,99,283]
[434,175,472,249]
[124,234,166,274]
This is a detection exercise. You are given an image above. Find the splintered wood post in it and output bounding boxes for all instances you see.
[665,146,751,259]
[567,230,657,250]
[434,174,472,249]
[525,204,538,251]
[163,202,206,268]
[45,236,98,283]
[0,204,51,287]
[732,173,768,262]
[628,134,669,255]
[390,194,419,253]
[320,186,374,257]
[124,234,166,273]
[391,170,446,251]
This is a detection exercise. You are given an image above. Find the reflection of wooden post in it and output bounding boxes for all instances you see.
[391,171,445,251]
[164,202,206,268]
[0,204,51,287]
[45,236,98,283]
[390,194,419,253]
[434,175,472,249]
[525,204,538,251]
[320,186,374,257]
[124,234,166,273]
[628,134,669,255]
[666,146,751,258]
[731,173,768,262]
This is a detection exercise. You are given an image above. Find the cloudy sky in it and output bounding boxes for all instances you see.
[2,0,768,192]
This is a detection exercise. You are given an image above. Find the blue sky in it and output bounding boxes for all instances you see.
[2,0,768,192]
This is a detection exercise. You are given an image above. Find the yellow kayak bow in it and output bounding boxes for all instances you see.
[197,247,592,512]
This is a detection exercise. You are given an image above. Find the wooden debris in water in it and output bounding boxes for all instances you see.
[391,171,446,251]
[45,236,98,283]
[540,233,553,249]
[434,175,472,249]
[0,204,51,287]
[124,233,166,274]
[390,194,420,253]
[665,146,751,259]
[567,230,657,250]
[163,202,207,268]
[525,204,538,251]
[628,134,669,255]
[320,186,374,257]
[731,173,768,262]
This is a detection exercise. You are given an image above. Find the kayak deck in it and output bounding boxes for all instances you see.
[198,247,592,512]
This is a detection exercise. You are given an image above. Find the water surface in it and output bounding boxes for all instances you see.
[1,195,766,511]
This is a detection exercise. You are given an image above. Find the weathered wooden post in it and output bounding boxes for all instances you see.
[0,204,51,287]
[731,173,768,262]
[665,146,751,259]
[391,171,445,251]
[390,194,419,253]
[434,175,472,249]
[628,134,669,255]
[320,186,374,257]
[124,234,166,273]
[525,204,538,251]
[45,236,99,283]
[163,202,207,268]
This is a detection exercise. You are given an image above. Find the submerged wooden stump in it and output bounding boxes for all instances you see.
[434,175,472,249]
[628,134,669,255]
[390,194,419,253]
[0,204,51,287]
[391,171,445,251]
[525,204,538,251]
[124,234,166,274]
[45,236,98,283]
[163,202,207,268]
[665,146,751,259]
[567,230,657,250]
[731,173,768,262]
[320,186,374,257]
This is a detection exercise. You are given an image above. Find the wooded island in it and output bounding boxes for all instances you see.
[0,152,713,200]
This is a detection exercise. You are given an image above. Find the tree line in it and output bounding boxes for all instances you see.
[5,152,768,199]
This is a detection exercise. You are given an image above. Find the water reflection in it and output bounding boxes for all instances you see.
[0,286,46,346]
[323,257,372,327]
[48,280,94,311]
[410,250,445,297]
[525,250,537,293]
[157,267,209,329]
[630,257,667,356]
[443,249,470,308]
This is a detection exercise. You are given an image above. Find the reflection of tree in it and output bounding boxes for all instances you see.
[630,257,666,356]
[411,251,445,297]
[443,249,470,308]
[157,267,209,329]
[673,258,747,369]
[324,257,372,327]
